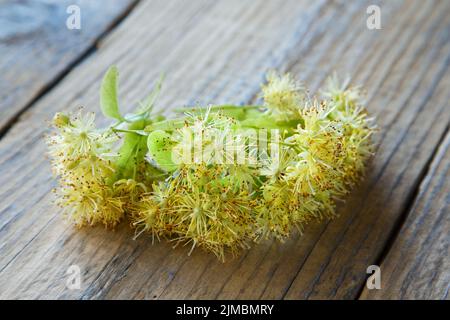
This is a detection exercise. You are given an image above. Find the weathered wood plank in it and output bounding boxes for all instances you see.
[0,0,137,133]
[159,0,377,300]
[0,0,331,299]
[0,0,448,300]
[360,131,449,300]
[160,0,450,300]
[282,0,450,299]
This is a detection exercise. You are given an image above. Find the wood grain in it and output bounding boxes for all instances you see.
[0,0,448,300]
[360,131,449,300]
[0,0,136,133]
[283,0,450,299]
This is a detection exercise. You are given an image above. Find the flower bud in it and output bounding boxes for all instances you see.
[52,112,70,127]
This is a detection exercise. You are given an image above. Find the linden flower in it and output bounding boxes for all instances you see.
[47,110,117,176]
[322,73,363,109]
[46,66,376,261]
[46,110,124,227]
[134,162,256,260]
[323,76,375,184]
[255,180,313,240]
[113,179,148,211]
[171,188,254,259]
[284,115,344,194]
[284,153,318,194]
[131,185,177,242]
[255,168,339,241]
[170,109,239,166]
[55,178,147,228]
[261,71,304,120]
[259,145,295,179]
[56,179,125,227]
[227,164,258,191]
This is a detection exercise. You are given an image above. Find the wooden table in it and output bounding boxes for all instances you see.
[0,0,448,300]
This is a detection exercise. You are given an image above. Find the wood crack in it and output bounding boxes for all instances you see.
[356,122,449,299]
[0,0,141,139]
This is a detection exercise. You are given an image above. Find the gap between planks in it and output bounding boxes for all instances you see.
[0,0,140,138]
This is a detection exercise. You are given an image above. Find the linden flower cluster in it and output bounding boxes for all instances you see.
[46,67,375,261]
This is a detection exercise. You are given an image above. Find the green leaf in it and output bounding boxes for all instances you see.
[114,119,148,181]
[144,118,185,132]
[100,66,124,121]
[147,130,177,172]
[175,105,262,121]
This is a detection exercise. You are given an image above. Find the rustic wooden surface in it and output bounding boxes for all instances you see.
[0,0,448,300]
[360,132,450,300]
[0,0,136,133]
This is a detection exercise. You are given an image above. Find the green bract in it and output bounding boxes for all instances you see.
[100,66,124,121]
[147,130,177,172]
[46,66,375,261]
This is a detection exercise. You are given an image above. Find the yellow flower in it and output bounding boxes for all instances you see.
[131,187,175,242]
[45,68,376,260]
[321,73,361,106]
[46,110,117,176]
[255,181,309,240]
[322,74,376,184]
[261,71,304,120]
[133,162,256,261]
[259,145,295,179]
[55,179,125,228]
[46,109,124,227]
